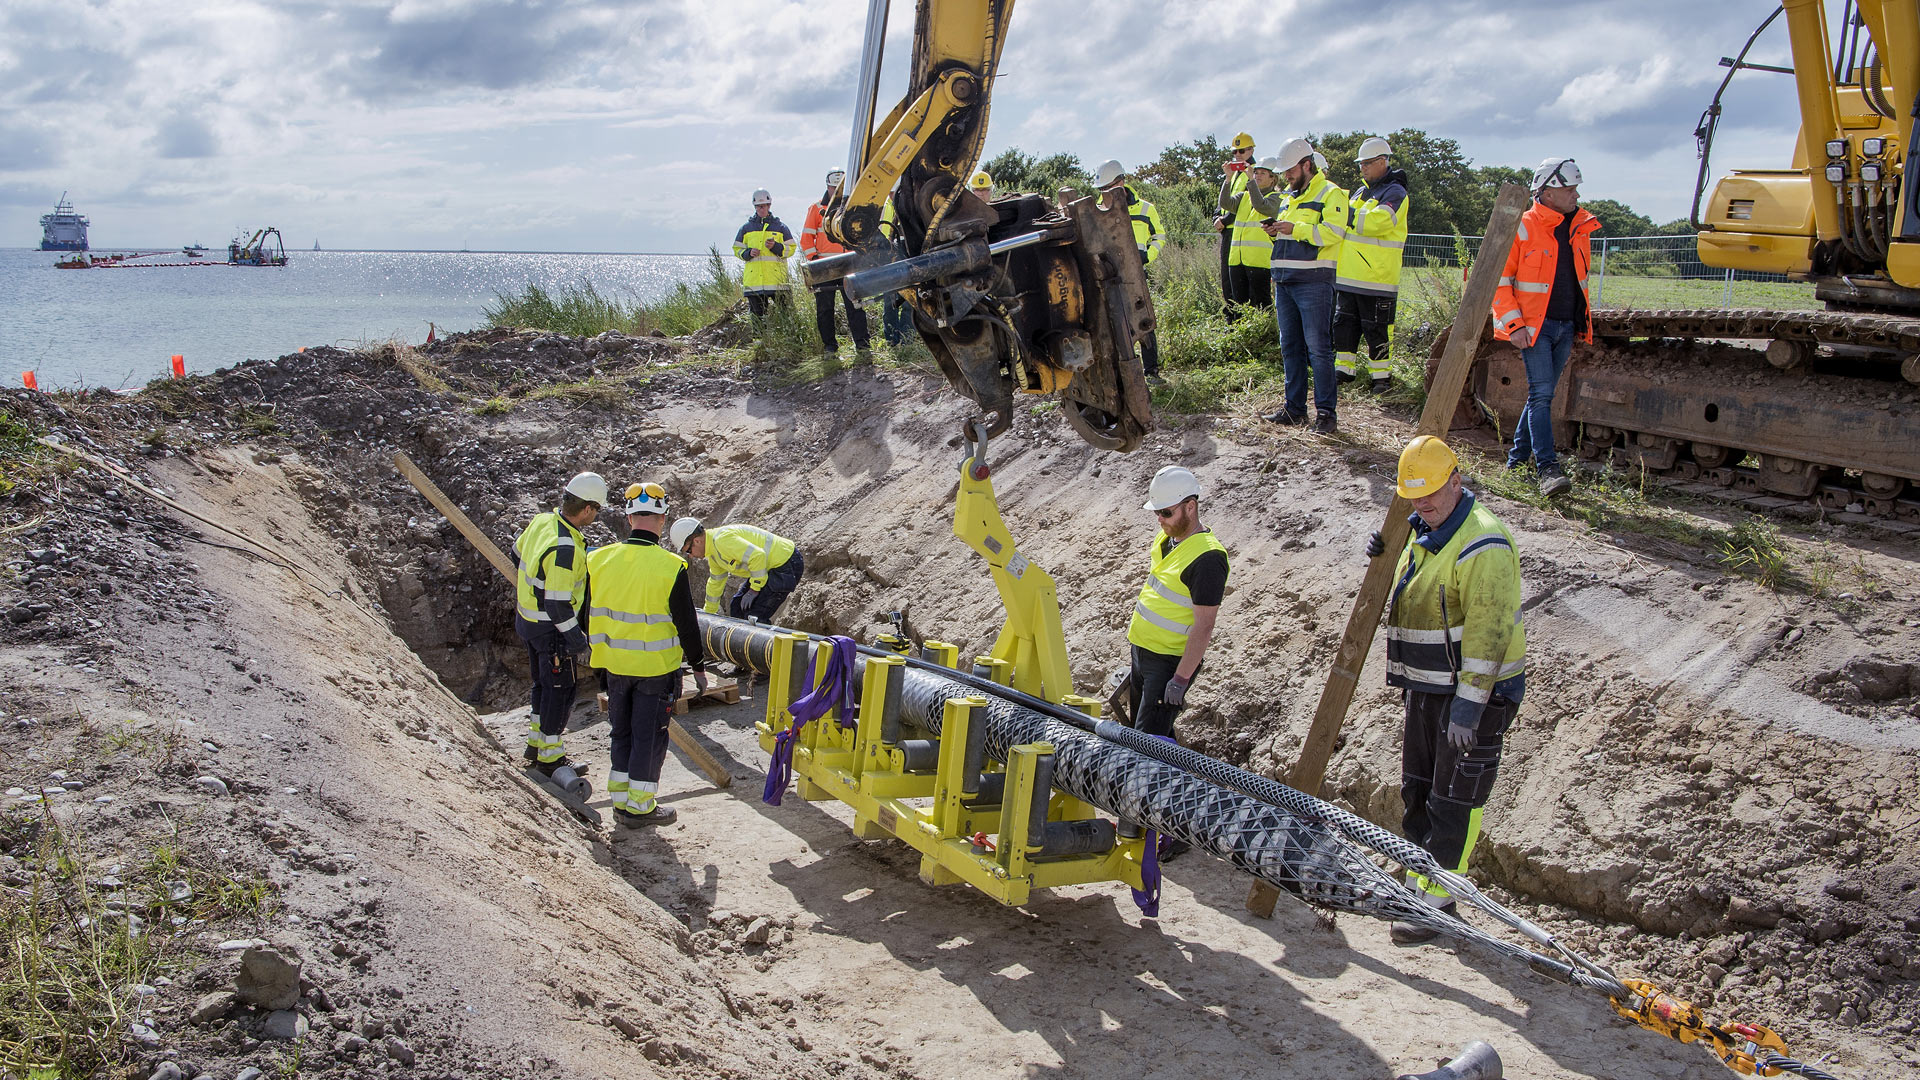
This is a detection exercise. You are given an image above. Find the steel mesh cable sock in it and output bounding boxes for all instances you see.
[702,616,1505,935]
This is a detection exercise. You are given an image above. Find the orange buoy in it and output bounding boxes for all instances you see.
[22,371,37,390]
[171,354,185,378]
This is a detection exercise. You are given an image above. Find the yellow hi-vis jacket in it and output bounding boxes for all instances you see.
[1386,492,1527,729]
[585,539,686,677]
[1336,170,1410,297]
[1260,172,1348,283]
[1226,185,1275,269]
[512,511,586,643]
[1126,529,1230,656]
[701,523,797,613]
[1119,185,1165,265]
[733,213,795,295]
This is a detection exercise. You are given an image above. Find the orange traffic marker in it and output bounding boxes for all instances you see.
[22,371,37,390]
[171,354,185,378]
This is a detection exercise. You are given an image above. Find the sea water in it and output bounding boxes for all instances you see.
[0,248,715,390]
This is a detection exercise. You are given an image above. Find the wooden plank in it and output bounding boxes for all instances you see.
[1249,183,1533,920]
[392,451,733,790]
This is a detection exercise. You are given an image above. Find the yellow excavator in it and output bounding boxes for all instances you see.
[1459,0,1919,519]
[804,0,1156,452]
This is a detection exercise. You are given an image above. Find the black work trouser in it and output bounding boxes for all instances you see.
[882,292,912,345]
[606,671,679,786]
[1400,689,1519,875]
[1224,264,1272,320]
[1333,290,1397,380]
[747,291,788,318]
[1217,230,1233,310]
[1127,644,1200,740]
[812,285,870,351]
[728,550,804,624]
[524,639,576,741]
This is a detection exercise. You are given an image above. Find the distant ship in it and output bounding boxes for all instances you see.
[312,240,320,250]
[40,193,89,251]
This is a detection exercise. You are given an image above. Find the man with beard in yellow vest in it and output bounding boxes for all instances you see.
[1124,465,1230,861]
[585,482,708,827]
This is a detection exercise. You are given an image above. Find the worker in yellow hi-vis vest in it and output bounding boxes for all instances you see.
[733,189,795,318]
[585,482,707,828]
[510,472,607,775]
[1123,465,1230,862]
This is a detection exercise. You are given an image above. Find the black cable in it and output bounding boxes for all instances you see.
[1693,6,1786,231]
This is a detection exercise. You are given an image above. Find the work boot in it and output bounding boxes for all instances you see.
[615,803,679,828]
[533,756,588,778]
[1390,901,1457,945]
[1313,412,1338,435]
[1156,836,1192,863]
[1368,377,1390,394]
[522,743,539,764]
[1262,408,1308,426]
[1538,463,1572,498]
[1335,370,1355,385]
[1146,374,1167,388]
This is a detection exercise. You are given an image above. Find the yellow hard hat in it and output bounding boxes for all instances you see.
[1396,436,1458,499]
[969,170,993,191]
[1230,132,1255,151]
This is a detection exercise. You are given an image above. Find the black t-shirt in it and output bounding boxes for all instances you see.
[1544,212,1587,324]
[1162,532,1228,607]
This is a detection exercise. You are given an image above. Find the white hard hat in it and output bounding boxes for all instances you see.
[1312,152,1327,173]
[1094,159,1126,187]
[564,472,609,506]
[1531,157,1582,192]
[1274,138,1315,171]
[668,516,704,552]
[752,188,772,205]
[1142,465,1202,512]
[825,169,845,187]
[623,481,669,516]
[1253,156,1282,174]
[1356,136,1392,161]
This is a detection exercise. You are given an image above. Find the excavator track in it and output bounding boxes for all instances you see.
[1446,307,1920,525]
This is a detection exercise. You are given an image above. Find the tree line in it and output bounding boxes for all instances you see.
[981,130,1687,240]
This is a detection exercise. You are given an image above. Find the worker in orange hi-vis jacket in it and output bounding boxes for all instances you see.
[799,170,871,353]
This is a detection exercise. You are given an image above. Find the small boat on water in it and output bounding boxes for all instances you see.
[184,243,208,257]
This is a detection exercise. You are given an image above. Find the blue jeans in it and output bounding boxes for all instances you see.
[1508,318,1576,470]
[1274,276,1336,418]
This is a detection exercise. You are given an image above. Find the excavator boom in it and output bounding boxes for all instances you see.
[807,0,1156,452]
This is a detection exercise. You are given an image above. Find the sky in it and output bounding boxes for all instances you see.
[0,0,1808,253]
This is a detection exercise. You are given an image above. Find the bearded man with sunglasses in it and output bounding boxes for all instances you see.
[1126,466,1230,742]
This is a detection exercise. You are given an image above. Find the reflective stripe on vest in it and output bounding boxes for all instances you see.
[1126,529,1229,655]
[584,540,687,677]
[1229,190,1274,269]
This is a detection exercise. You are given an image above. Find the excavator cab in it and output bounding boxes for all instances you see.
[805,0,1156,452]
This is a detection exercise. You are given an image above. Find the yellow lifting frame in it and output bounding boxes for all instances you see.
[754,633,1145,907]
[952,428,1074,704]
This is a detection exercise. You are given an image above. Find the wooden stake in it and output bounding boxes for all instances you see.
[1246,183,1532,919]
[393,451,734,790]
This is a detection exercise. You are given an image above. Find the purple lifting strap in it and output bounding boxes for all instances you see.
[762,635,859,806]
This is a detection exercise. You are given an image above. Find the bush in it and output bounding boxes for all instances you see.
[485,248,745,338]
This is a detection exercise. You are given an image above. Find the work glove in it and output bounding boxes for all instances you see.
[693,669,709,694]
[1365,530,1386,559]
[741,588,759,609]
[564,628,589,657]
[766,241,784,256]
[1447,721,1477,751]
[1162,675,1191,708]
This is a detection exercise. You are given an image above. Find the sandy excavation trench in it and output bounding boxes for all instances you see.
[0,330,1916,1079]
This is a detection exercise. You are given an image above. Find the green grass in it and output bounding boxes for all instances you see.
[0,408,42,496]
[1718,514,1795,590]
[0,811,276,1079]
[485,249,745,338]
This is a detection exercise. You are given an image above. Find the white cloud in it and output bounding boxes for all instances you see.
[0,0,1805,250]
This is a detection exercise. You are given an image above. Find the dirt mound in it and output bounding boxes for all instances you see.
[3,330,1917,1077]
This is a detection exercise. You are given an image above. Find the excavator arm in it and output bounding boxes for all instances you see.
[804,0,1156,452]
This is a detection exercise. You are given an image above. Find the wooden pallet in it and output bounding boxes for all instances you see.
[594,676,743,716]
[675,676,741,715]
